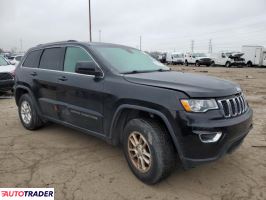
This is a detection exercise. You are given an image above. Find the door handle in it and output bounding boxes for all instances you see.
[58,76,68,81]
[30,72,37,76]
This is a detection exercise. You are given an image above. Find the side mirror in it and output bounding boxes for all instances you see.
[75,61,103,78]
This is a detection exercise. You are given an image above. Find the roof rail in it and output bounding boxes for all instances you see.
[67,40,77,42]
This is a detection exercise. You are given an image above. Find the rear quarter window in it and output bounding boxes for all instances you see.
[23,50,42,68]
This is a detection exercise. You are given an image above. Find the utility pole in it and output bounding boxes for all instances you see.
[99,30,101,42]
[20,39,23,53]
[208,39,212,53]
[88,0,92,42]
[191,40,194,52]
[139,36,142,51]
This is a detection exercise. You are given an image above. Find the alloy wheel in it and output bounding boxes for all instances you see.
[20,100,32,125]
[128,131,152,173]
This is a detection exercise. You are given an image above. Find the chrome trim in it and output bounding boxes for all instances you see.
[20,44,104,79]
[193,131,223,143]
[218,93,248,118]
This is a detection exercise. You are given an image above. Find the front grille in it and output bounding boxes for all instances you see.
[218,94,248,118]
[200,58,211,62]
[0,73,13,81]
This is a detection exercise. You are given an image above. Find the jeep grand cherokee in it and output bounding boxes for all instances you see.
[14,41,253,184]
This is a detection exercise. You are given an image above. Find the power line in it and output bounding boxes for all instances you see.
[140,36,142,50]
[191,40,194,52]
[99,30,101,42]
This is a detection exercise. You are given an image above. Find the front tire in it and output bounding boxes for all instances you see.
[123,118,176,184]
[225,61,231,68]
[18,94,44,130]
[195,61,200,67]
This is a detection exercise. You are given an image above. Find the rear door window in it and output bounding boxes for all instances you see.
[64,47,93,73]
[39,47,64,71]
[23,50,43,68]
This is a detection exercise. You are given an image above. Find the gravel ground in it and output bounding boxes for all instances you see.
[0,66,265,200]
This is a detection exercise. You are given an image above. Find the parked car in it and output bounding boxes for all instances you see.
[158,53,167,63]
[14,41,253,184]
[0,55,16,94]
[166,52,184,65]
[184,52,212,66]
[242,45,266,67]
[211,52,245,67]
[8,55,23,66]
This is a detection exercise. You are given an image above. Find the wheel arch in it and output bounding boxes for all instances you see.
[109,104,183,159]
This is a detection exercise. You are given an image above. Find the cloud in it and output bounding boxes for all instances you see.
[0,0,266,52]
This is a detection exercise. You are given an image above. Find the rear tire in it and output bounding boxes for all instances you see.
[18,94,44,130]
[247,61,252,67]
[122,118,176,184]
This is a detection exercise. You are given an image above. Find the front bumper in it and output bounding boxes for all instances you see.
[232,61,245,66]
[175,108,253,168]
[198,60,212,66]
[0,79,15,91]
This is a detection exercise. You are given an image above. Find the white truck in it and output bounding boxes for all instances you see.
[242,45,266,67]
[184,52,212,66]
[166,52,184,65]
[211,52,245,67]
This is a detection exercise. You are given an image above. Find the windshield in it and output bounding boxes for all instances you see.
[0,56,9,66]
[193,53,207,57]
[93,46,169,73]
[173,54,183,58]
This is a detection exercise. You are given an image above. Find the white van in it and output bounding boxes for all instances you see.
[242,45,265,67]
[184,52,212,66]
[166,52,184,65]
[211,52,245,67]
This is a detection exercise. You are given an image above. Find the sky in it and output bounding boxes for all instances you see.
[0,0,266,53]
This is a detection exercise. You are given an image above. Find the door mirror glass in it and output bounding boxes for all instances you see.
[75,61,103,77]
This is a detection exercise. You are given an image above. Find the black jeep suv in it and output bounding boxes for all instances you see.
[14,41,253,184]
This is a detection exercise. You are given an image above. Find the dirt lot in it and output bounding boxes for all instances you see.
[0,66,265,200]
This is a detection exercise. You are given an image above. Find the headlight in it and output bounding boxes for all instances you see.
[180,99,218,112]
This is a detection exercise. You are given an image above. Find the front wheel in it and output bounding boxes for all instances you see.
[195,61,200,67]
[225,61,231,68]
[18,94,44,130]
[123,118,176,184]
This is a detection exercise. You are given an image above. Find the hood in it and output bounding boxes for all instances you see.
[0,65,16,73]
[229,52,244,58]
[123,71,240,98]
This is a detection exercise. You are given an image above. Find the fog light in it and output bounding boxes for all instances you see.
[193,131,222,143]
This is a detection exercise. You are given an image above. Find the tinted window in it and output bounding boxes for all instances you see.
[64,47,93,72]
[39,48,64,71]
[23,50,42,68]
